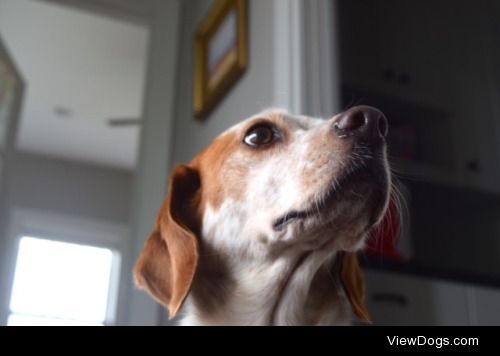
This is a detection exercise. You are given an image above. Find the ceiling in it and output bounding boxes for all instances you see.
[0,0,150,169]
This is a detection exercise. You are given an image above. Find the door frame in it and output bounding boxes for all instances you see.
[0,35,24,326]
[273,0,341,117]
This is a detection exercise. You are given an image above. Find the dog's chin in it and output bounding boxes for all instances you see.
[272,157,390,245]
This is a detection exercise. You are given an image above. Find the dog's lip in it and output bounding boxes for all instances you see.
[272,210,311,231]
[272,138,390,232]
[272,166,364,232]
[272,181,342,231]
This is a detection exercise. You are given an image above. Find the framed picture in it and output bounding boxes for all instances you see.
[193,0,247,119]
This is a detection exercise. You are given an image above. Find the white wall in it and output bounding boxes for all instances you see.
[9,151,133,223]
[172,0,340,165]
[172,0,277,165]
[0,151,133,324]
[0,0,149,169]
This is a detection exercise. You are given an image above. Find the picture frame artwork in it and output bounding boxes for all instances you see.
[194,0,247,119]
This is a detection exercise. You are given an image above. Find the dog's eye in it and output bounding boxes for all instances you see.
[243,125,276,147]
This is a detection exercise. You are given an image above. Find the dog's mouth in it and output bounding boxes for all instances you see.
[272,156,388,232]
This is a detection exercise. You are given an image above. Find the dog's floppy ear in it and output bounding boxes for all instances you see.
[340,252,371,323]
[134,165,201,319]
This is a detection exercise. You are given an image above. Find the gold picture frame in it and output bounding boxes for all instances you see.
[193,0,247,119]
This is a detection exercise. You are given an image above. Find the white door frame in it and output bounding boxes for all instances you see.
[273,0,341,118]
[0,35,24,327]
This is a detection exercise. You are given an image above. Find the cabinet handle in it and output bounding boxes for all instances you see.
[398,73,410,85]
[466,160,480,173]
[371,292,408,306]
[383,69,395,81]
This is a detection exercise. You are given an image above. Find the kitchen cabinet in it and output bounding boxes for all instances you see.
[364,269,500,326]
[364,270,469,325]
[339,0,500,194]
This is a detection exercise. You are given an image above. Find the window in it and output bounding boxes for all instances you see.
[7,236,117,326]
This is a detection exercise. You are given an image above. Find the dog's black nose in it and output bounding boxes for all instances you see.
[333,106,388,141]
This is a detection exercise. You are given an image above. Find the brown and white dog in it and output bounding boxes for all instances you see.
[134,106,393,326]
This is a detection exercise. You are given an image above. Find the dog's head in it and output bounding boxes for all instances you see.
[134,106,392,322]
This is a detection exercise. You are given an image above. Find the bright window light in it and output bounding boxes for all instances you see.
[7,314,102,326]
[7,237,115,326]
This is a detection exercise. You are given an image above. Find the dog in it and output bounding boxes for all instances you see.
[134,106,393,325]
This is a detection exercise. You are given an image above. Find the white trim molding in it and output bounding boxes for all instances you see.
[274,0,341,118]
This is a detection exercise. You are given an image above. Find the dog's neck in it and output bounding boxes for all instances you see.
[180,249,351,326]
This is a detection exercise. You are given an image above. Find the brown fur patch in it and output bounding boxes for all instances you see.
[339,252,371,323]
[190,131,243,210]
[133,166,200,318]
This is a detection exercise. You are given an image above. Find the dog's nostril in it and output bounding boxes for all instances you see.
[335,110,366,132]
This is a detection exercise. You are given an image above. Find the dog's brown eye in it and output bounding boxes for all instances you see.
[244,125,276,147]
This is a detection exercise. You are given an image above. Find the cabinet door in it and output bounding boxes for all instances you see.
[340,0,500,193]
[468,286,500,326]
[458,1,500,194]
[340,0,455,108]
[364,270,469,325]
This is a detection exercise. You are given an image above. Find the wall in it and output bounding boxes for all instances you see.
[0,151,133,324]
[172,0,277,165]
[0,0,149,169]
[9,151,133,224]
[172,0,341,164]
